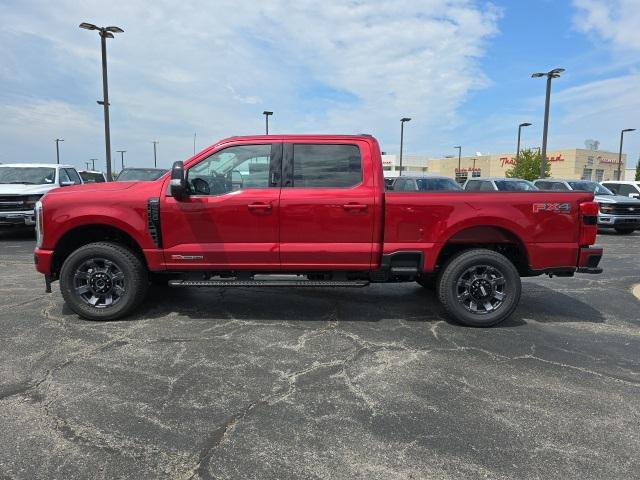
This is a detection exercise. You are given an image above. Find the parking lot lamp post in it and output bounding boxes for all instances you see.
[79,22,124,181]
[263,111,273,135]
[617,128,636,180]
[116,150,126,170]
[152,141,159,168]
[399,117,411,176]
[454,146,461,174]
[85,161,90,170]
[90,158,97,170]
[55,138,64,164]
[532,68,564,178]
[516,123,531,160]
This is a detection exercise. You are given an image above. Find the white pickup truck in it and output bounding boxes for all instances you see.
[0,163,82,229]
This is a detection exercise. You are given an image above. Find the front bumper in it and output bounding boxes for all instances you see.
[597,213,640,228]
[577,246,603,274]
[34,248,54,275]
[0,209,36,226]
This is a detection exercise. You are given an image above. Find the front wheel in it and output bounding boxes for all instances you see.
[614,227,636,235]
[59,242,148,321]
[437,249,521,327]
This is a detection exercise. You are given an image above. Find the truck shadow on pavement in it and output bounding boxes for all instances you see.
[90,281,606,329]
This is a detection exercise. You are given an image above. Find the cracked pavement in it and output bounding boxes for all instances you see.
[0,229,639,479]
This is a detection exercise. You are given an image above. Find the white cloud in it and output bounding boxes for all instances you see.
[573,0,640,50]
[0,0,501,167]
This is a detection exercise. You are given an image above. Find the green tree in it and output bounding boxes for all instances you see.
[635,157,640,181]
[505,149,551,181]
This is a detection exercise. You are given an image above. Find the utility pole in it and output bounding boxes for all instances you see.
[263,111,273,135]
[116,150,126,170]
[617,128,636,180]
[55,138,64,164]
[516,122,532,160]
[399,117,411,176]
[80,22,124,181]
[193,132,196,155]
[152,141,159,168]
[454,146,461,177]
[531,68,564,178]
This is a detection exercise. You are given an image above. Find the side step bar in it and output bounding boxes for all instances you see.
[169,279,370,288]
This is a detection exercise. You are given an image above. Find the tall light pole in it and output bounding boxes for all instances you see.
[516,122,532,160]
[90,158,97,170]
[263,111,273,135]
[399,117,411,176]
[80,22,124,182]
[116,150,126,170]
[54,138,64,164]
[617,128,636,180]
[152,141,159,168]
[85,161,91,170]
[193,132,197,155]
[532,68,564,178]
[454,146,462,176]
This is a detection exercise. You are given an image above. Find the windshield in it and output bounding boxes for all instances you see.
[0,167,56,185]
[568,181,613,195]
[79,172,105,183]
[494,180,538,191]
[416,178,462,191]
[116,169,166,181]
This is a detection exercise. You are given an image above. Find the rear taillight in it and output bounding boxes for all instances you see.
[579,201,598,246]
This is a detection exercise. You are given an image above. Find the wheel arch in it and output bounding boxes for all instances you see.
[51,224,147,277]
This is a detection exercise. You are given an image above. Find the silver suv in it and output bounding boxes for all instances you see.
[533,179,640,234]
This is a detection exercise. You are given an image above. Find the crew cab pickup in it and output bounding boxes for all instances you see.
[34,135,603,327]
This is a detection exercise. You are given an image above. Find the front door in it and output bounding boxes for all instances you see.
[161,142,282,270]
[278,141,377,269]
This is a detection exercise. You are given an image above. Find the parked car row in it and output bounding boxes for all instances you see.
[1,164,168,229]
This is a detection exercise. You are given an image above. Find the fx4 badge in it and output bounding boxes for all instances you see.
[533,203,571,213]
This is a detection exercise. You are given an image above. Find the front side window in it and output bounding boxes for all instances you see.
[0,167,56,185]
[464,180,481,191]
[187,144,273,195]
[495,180,537,191]
[292,144,361,188]
[58,169,71,184]
[416,178,462,191]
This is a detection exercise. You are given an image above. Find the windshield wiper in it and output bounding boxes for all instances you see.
[7,181,37,184]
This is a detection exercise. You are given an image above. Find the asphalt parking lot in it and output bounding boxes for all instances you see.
[0,230,638,479]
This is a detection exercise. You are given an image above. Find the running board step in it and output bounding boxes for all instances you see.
[168,279,370,288]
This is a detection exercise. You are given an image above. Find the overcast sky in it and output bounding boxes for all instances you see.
[0,0,638,170]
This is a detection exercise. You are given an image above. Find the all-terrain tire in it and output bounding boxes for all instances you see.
[59,242,148,321]
[437,249,521,327]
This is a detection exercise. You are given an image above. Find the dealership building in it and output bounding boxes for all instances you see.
[382,149,630,182]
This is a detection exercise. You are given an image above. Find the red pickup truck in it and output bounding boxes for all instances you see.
[33,135,602,327]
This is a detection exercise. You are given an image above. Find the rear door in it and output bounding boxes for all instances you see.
[279,140,376,269]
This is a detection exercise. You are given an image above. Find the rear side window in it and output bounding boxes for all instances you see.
[65,168,82,184]
[465,180,481,191]
[551,182,570,191]
[479,181,495,191]
[292,144,361,188]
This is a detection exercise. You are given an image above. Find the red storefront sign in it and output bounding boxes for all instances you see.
[500,154,564,167]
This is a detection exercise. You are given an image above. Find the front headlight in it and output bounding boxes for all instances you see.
[35,201,44,248]
[598,203,614,214]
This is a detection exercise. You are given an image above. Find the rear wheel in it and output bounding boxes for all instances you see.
[614,227,635,234]
[437,249,521,327]
[60,242,148,321]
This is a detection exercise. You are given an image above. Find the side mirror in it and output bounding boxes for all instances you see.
[630,193,640,199]
[170,161,187,200]
[59,180,76,187]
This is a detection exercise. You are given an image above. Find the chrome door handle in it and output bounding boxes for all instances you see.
[248,203,272,211]
[342,203,367,210]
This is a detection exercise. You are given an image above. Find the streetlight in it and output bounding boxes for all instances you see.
[454,146,461,177]
[399,117,411,176]
[617,128,636,180]
[532,68,564,178]
[79,22,124,181]
[116,150,126,170]
[152,141,159,168]
[90,158,98,170]
[263,111,273,135]
[54,138,64,164]
[85,161,90,170]
[516,122,532,160]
